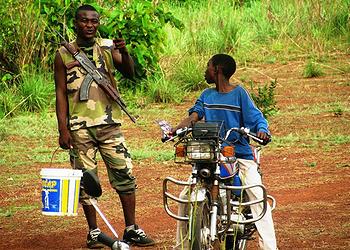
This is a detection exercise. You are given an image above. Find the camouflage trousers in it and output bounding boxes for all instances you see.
[69,124,136,205]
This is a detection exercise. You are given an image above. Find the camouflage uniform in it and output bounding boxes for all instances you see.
[58,38,135,205]
[58,38,122,130]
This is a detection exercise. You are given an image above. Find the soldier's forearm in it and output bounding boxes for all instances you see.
[119,53,135,78]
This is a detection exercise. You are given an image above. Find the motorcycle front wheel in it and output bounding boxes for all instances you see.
[225,235,247,250]
[190,196,210,250]
[190,197,221,250]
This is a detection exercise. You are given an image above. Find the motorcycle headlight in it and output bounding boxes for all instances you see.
[186,141,215,160]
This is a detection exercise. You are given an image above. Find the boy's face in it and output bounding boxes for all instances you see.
[205,60,216,84]
[75,10,100,40]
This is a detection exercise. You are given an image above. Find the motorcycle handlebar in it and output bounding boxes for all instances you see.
[161,127,191,143]
[226,127,271,146]
[162,125,271,146]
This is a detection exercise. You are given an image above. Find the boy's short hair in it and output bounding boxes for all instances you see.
[75,4,98,19]
[211,54,236,78]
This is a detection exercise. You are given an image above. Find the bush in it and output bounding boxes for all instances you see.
[18,69,55,112]
[35,0,183,84]
[249,79,278,118]
[303,61,324,78]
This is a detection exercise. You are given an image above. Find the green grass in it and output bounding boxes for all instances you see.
[304,160,317,168]
[129,138,174,162]
[0,113,57,138]
[0,70,54,119]
[19,69,55,112]
[0,88,22,119]
[0,113,67,167]
[144,74,184,104]
[170,56,208,91]
[270,132,350,149]
[278,101,350,117]
[303,60,324,78]
[0,204,39,218]
[0,208,13,217]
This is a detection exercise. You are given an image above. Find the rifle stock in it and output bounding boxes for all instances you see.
[61,41,78,56]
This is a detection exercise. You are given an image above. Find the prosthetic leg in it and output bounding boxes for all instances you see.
[83,170,130,250]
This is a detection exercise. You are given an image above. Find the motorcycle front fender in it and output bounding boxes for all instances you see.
[190,187,207,203]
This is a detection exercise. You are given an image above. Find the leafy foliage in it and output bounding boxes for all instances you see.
[0,0,46,79]
[249,79,278,118]
[35,0,183,85]
[98,1,183,78]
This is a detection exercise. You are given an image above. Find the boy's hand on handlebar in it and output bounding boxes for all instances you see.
[257,131,269,140]
[170,128,177,135]
[257,131,271,145]
[161,127,188,143]
[161,130,174,143]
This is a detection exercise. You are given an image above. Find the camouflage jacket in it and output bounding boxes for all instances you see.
[58,38,122,131]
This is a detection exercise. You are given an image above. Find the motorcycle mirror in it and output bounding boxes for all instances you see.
[82,170,102,198]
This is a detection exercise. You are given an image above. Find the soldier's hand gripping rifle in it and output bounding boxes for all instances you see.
[59,37,136,123]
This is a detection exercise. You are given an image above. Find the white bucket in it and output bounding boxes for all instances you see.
[40,168,83,216]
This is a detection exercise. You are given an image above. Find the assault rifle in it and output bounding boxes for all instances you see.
[58,36,136,123]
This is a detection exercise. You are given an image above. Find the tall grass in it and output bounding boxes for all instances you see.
[0,70,54,119]
[164,1,242,56]
[163,0,350,62]
[0,88,22,119]
[122,71,184,109]
[1,0,349,116]
[169,56,208,91]
[0,0,47,76]
[19,69,55,112]
[143,73,184,103]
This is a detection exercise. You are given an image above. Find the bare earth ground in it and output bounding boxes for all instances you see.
[1,55,349,249]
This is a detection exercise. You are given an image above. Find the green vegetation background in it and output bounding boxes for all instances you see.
[0,0,349,165]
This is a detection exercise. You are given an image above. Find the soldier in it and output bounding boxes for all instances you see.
[54,4,155,249]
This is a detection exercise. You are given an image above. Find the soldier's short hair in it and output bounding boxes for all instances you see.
[75,4,98,19]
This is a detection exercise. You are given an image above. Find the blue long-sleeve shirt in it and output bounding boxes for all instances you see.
[188,85,269,160]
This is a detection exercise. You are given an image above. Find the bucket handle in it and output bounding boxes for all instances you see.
[49,146,75,168]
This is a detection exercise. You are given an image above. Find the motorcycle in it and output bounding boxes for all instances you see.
[159,121,276,250]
